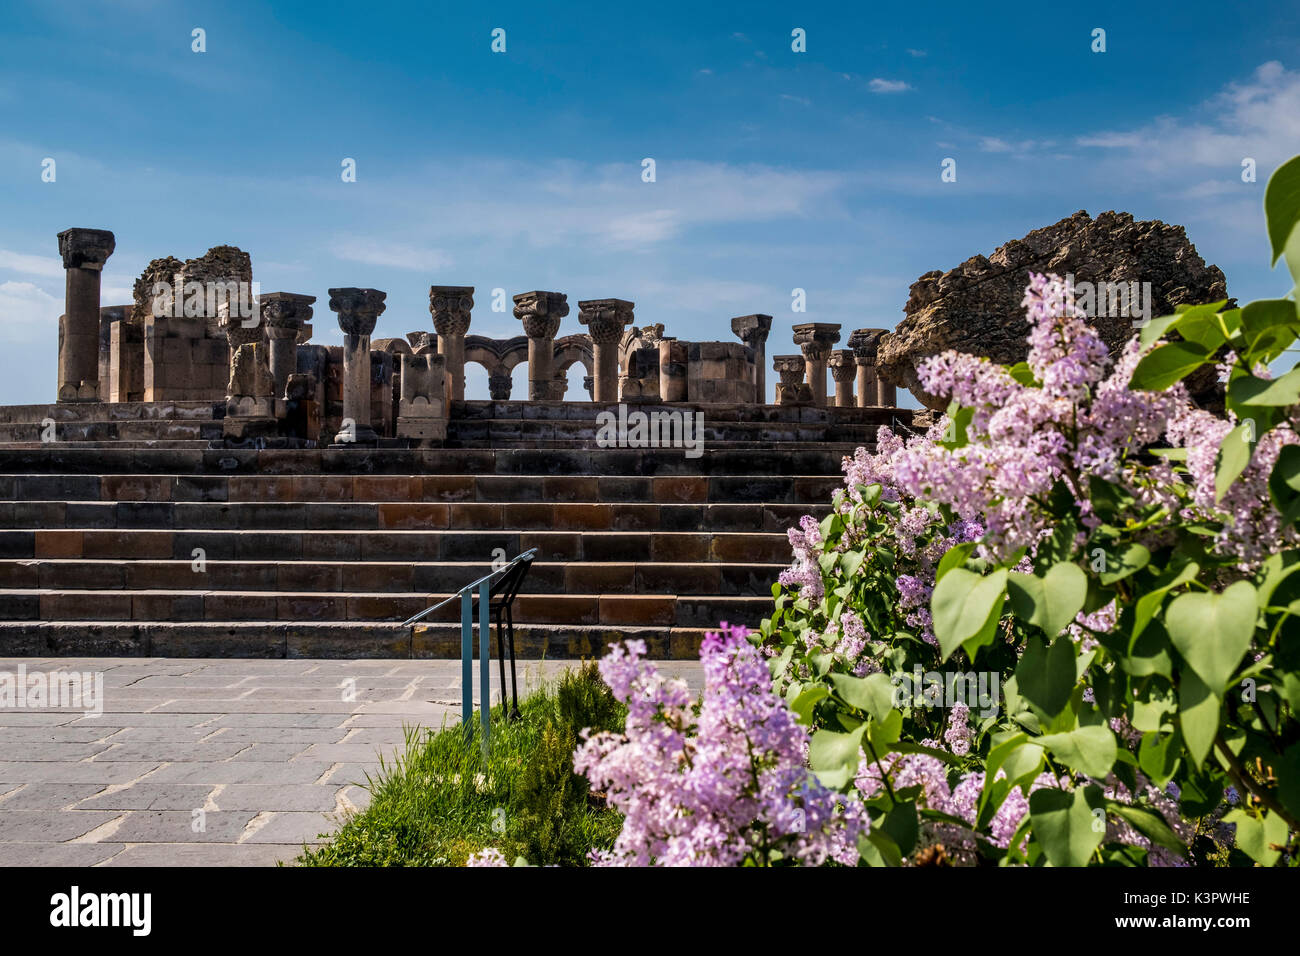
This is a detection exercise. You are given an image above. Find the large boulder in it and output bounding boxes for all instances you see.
[877,211,1231,408]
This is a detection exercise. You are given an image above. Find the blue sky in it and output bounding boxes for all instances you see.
[2,0,1298,404]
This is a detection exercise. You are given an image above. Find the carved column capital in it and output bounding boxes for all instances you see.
[772,354,806,386]
[329,287,386,336]
[848,327,889,364]
[828,349,857,382]
[792,322,841,363]
[731,313,773,347]
[57,228,116,271]
[261,292,316,339]
[578,298,635,344]
[429,285,474,337]
[513,290,569,339]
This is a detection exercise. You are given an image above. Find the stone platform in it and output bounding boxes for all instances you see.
[0,400,908,658]
[0,656,704,866]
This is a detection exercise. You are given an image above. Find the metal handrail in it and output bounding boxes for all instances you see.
[398,548,538,755]
[400,548,538,627]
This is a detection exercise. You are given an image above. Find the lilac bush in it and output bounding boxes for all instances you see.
[572,625,863,866]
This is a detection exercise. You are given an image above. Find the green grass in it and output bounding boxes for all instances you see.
[297,662,625,867]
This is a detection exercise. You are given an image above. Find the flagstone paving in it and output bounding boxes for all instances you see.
[0,657,703,866]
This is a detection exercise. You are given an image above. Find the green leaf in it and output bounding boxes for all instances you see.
[1132,562,1199,642]
[1007,361,1037,386]
[790,683,829,725]
[1130,341,1212,391]
[829,672,894,722]
[866,709,903,751]
[1110,804,1185,856]
[1037,725,1118,779]
[1138,731,1181,787]
[1224,808,1287,867]
[1166,580,1258,692]
[1006,563,1087,638]
[843,551,866,580]
[1266,154,1300,266]
[931,567,1008,662]
[1228,366,1300,407]
[1240,298,1300,354]
[1138,313,1182,349]
[935,541,977,583]
[1097,542,1151,585]
[1215,423,1256,504]
[1029,787,1104,867]
[1268,444,1300,516]
[808,724,865,789]
[1178,668,1220,768]
[938,403,974,450]
[1016,634,1076,719]
[876,800,919,856]
[858,828,902,867]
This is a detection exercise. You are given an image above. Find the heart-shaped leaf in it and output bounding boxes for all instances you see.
[808,724,865,789]
[1029,787,1103,867]
[932,567,1007,662]
[1015,634,1076,719]
[1166,580,1257,692]
[1037,725,1118,779]
[1007,563,1087,637]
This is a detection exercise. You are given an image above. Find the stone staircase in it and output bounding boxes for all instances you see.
[0,401,906,658]
[0,401,225,446]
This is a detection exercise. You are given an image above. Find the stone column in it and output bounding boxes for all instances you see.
[488,368,512,401]
[658,338,686,402]
[261,292,316,399]
[792,322,841,407]
[772,355,811,406]
[429,286,473,402]
[514,291,569,401]
[731,314,772,403]
[329,288,386,443]
[578,299,634,403]
[848,328,888,407]
[56,228,115,402]
[828,350,857,407]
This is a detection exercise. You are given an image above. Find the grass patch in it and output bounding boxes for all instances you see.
[297,661,624,867]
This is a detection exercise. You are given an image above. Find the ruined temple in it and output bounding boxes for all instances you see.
[0,227,909,659]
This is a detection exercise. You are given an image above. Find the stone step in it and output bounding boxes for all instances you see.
[0,588,770,628]
[449,400,901,426]
[0,620,714,658]
[0,473,844,504]
[0,401,222,424]
[0,559,785,596]
[0,528,792,563]
[0,500,827,533]
[443,418,879,444]
[0,445,861,476]
[0,421,225,442]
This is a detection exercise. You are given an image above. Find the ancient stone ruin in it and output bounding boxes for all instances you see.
[876,210,1231,408]
[0,226,910,662]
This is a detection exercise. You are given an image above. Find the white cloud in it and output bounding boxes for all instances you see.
[0,281,60,343]
[1077,61,1300,175]
[869,78,912,94]
[906,49,927,58]
[979,137,1012,153]
[780,93,812,106]
[331,240,453,272]
[381,160,848,249]
[0,249,63,279]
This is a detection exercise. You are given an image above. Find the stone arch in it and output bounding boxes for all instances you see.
[552,334,594,400]
[464,335,528,400]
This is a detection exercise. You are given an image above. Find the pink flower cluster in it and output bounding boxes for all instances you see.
[855,750,1059,858]
[574,626,862,866]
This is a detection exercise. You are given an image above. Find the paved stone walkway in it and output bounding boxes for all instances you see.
[0,657,702,866]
